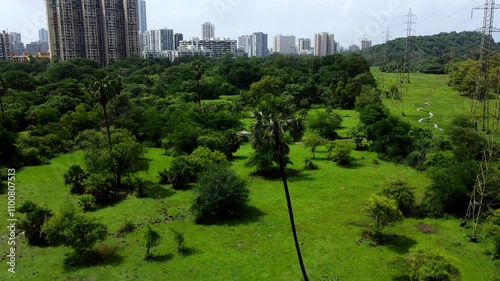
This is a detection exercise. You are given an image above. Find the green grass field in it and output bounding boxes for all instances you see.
[1,71,499,280]
[372,69,473,134]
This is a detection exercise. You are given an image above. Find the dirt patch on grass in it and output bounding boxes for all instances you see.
[415,223,439,234]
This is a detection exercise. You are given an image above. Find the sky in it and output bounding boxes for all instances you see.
[0,0,496,48]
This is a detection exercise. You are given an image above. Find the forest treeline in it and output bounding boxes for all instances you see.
[364,31,500,74]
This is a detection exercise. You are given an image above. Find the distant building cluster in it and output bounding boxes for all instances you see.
[0,0,375,64]
[45,0,139,66]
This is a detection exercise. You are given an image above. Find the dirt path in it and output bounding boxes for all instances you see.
[413,102,443,131]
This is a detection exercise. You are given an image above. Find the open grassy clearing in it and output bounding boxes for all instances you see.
[2,128,499,280]
[372,69,473,134]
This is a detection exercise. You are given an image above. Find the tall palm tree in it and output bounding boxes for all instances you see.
[89,71,123,152]
[0,78,8,124]
[251,95,309,281]
[190,60,204,109]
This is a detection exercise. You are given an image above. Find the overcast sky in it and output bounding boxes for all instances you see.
[0,0,495,47]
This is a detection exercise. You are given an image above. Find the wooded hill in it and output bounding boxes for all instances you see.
[364,31,500,74]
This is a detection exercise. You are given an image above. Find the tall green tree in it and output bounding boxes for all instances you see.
[89,70,123,152]
[251,95,309,281]
[0,77,7,124]
[190,60,205,108]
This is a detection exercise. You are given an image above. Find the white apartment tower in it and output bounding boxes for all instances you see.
[238,35,251,55]
[314,32,335,57]
[250,32,268,57]
[273,34,296,54]
[298,38,311,52]
[202,22,215,39]
[46,0,139,66]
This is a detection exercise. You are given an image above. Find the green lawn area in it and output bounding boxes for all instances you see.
[1,72,499,280]
[1,141,498,280]
[372,68,473,134]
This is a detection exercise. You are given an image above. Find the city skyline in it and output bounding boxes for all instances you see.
[0,0,495,49]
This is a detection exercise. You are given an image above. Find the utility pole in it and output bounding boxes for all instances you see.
[402,9,416,83]
[464,0,500,242]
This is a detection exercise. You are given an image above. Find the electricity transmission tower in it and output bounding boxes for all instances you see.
[464,0,500,242]
[402,9,416,83]
[382,26,393,88]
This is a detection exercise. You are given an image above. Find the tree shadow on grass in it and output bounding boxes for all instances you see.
[231,155,249,161]
[250,168,313,182]
[179,246,202,257]
[196,205,266,226]
[63,245,124,271]
[143,182,176,199]
[149,253,174,262]
[380,234,418,254]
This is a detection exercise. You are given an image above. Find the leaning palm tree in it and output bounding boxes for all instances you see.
[190,60,204,109]
[89,70,123,152]
[0,78,7,124]
[251,95,309,281]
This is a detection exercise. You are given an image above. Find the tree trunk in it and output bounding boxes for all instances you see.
[103,106,117,187]
[0,97,5,125]
[196,80,202,109]
[103,107,113,152]
[275,130,309,281]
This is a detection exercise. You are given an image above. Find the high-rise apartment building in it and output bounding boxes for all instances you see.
[39,28,49,42]
[0,31,11,61]
[250,32,268,57]
[298,38,311,52]
[174,33,183,50]
[314,32,335,57]
[361,38,372,50]
[46,0,139,66]
[9,32,24,55]
[158,27,174,51]
[238,35,251,55]
[273,34,296,54]
[143,28,174,52]
[138,0,147,33]
[202,22,215,39]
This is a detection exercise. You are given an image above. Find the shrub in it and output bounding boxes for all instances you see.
[362,194,403,234]
[382,179,416,216]
[20,147,45,166]
[42,202,107,255]
[192,165,250,222]
[78,195,96,212]
[170,228,185,252]
[116,221,136,237]
[327,140,356,166]
[18,201,52,246]
[303,135,326,159]
[484,209,500,259]
[304,158,319,170]
[165,156,195,190]
[402,249,460,281]
[64,165,88,194]
[144,225,161,260]
[85,175,120,206]
[308,111,343,140]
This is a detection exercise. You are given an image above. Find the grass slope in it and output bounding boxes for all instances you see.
[1,147,498,280]
[1,72,499,280]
